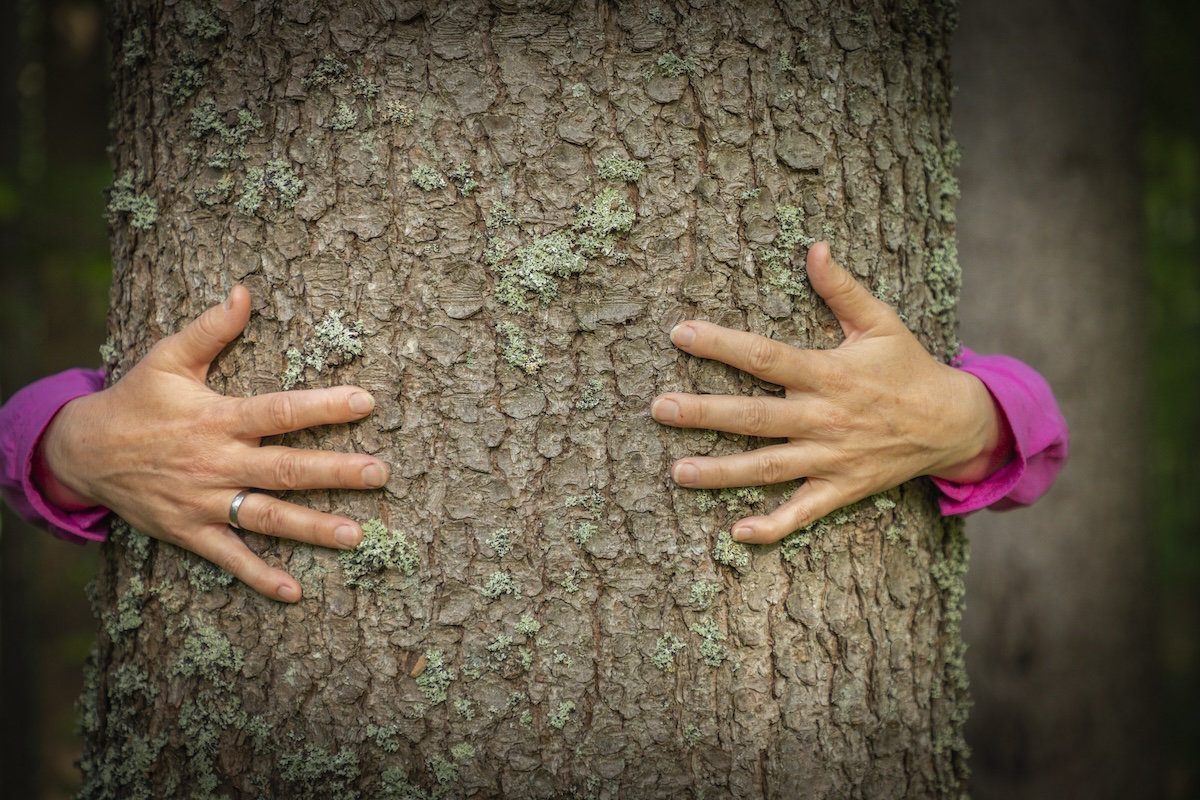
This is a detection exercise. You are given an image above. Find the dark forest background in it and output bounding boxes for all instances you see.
[1,0,1196,797]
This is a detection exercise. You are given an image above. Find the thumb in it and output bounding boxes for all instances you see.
[150,286,251,380]
[806,242,894,338]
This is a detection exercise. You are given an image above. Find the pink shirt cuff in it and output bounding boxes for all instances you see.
[932,349,1069,516]
[1,368,109,543]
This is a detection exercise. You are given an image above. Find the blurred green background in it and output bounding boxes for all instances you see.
[0,0,1197,797]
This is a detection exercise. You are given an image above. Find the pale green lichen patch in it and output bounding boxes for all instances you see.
[486,527,515,558]
[280,745,360,800]
[689,617,727,666]
[381,100,416,126]
[690,580,722,610]
[367,723,401,752]
[194,173,235,207]
[187,554,235,592]
[657,52,699,77]
[597,155,645,182]
[548,700,577,729]
[515,614,541,637]
[566,489,605,520]
[122,27,147,65]
[488,189,634,311]
[873,495,897,511]
[575,378,605,410]
[172,623,244,683]
[380,767,426,799]
[163,51,206,106]
[480,570,520,601]
[560,567,584,593]
[427,754,458,785]
[281,310,365,389]
[353,76,380,99]
[492,231,585,309]
[454,697,475,719]
[924,139,962,224]
[328,101,359,131]
[758,205,817,296]
[181,4,225,39]
[415,648,456,705]
[237,159,305,216]
[495,321,544,375]
[651,632,685,671]
[486,201,519,229]
[573,188,636,258]
[448,161,478,195]
[713,530,750,569]
[780,514,833,562]
[304,55,349,90]
[99,336,118,363]
[108,172,158,230]
[925,238,961,323]
[411,164,447,191]
[571,521,597,546]
[338,518,418,591]
[450,743,475,760]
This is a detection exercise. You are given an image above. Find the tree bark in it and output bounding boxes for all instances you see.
[82,2,971,797]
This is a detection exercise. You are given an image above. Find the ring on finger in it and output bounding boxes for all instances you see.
[229,489,257,529]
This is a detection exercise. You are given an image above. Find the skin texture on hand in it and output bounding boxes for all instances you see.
[36,286,389,602]
[651,242,1011,544]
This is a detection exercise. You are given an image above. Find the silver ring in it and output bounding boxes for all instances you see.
[229,489,255,529]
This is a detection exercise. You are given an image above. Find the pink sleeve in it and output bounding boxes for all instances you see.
[930,348,1069,515]
[1,368,110,543]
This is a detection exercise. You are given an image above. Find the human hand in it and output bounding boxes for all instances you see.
[651,242,1011,544]
[37,287,389,602]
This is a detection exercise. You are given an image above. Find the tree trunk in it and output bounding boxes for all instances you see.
[82,2,970,797]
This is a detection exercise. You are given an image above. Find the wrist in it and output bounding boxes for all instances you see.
[34,396,101,511]
[931,369,1015,484]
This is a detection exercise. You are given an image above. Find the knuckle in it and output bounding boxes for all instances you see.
[754,451,791,485]
[272,452,303,489]
[266,394,298,432]
[217,549,245,577]
[743,398,771,436]
[746,338,778,374]
[256,501,287,534]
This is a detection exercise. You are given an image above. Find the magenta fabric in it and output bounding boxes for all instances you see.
[1,367,108,543]
[931,348,1069,515]
[1,351,1068,543]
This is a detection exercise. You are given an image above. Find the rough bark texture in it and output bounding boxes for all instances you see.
[82,2,970,797]
[953,1,1162,797]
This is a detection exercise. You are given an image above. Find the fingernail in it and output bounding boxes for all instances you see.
[362,463,388,488]
[278,583,301,603]
[672,462,699,486]
[670,324,696,348]
[223,292,234,311]
[335,524,360,548]
[732,525,753,542]
[349,392,374,415]
[652,398,680,423]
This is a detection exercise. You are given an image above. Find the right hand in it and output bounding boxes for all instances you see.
[38,286,389,603]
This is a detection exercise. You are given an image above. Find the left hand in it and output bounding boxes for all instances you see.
[651,242,1011,544]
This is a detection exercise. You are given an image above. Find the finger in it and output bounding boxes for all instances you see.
[651,393,817,439]
[235,447,390,492]
[669,320,827,389]
[150,286,252,381]
[805,243,896,338]
[730,478,847,544]
[188,524,302,602]
[669,443,809,489]
[233,492,363,549]
[228,386,377,438]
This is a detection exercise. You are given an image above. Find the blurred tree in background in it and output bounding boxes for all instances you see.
[1,0,109,797]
